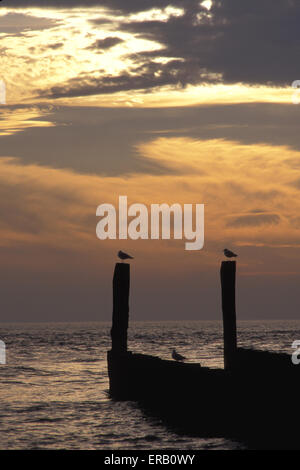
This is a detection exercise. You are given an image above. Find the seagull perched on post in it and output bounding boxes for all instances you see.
[172,349,186,362]
[118,250,134,261]
[223,248,238,258]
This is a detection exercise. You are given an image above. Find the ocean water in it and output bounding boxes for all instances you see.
[0,320,299,450]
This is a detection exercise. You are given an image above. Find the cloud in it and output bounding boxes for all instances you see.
[0,12,60,34]
[24,0,300,99]
[2,0,188,11]
[87,36,124,51]
[1,134,300,274]
[89,17,114,26]
[0,137,290,250]
[41,59,214,99]
[3,103,300,175]
[3,1,299,101]
[290,217,300,229]
[48,42,64,49]
[291,178,300,190]
[227,213,281,228]
[0,105,55,137]
[118,0,300,87]
[1,135,300,320]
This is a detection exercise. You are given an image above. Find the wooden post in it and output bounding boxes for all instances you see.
[220,261,237,371]
[111,262,130,352]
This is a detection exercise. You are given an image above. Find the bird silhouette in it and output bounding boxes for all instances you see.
[172,349,186,362]
[223,248,238,258]
[118,250,134,261]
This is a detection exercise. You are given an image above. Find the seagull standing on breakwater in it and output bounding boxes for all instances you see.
[172,349,186,362]
[118,250,134,261]
[223,248,238,258]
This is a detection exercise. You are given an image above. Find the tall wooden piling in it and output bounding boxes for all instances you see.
[220,261,237,371]
[111,262,130,352]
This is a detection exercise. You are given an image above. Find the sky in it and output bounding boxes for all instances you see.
[1,0,300,322]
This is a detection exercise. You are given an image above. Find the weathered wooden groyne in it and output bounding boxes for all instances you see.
[107,261,300,449]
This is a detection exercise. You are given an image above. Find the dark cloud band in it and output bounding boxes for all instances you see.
[1,0,189,11]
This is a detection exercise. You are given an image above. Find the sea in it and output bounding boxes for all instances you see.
[0,320,299,450]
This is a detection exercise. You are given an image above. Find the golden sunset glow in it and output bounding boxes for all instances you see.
[0,106,54,136]
[1,1,300,322]
[0,7,293,107]
[3,1,300,456]
[2,137,300,277]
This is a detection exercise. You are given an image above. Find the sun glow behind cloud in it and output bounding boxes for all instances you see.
[1,1,300,320]
[200,1,213,11]
[128,6,184,22]
[0,6,293,108]
[0,7,165,104]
